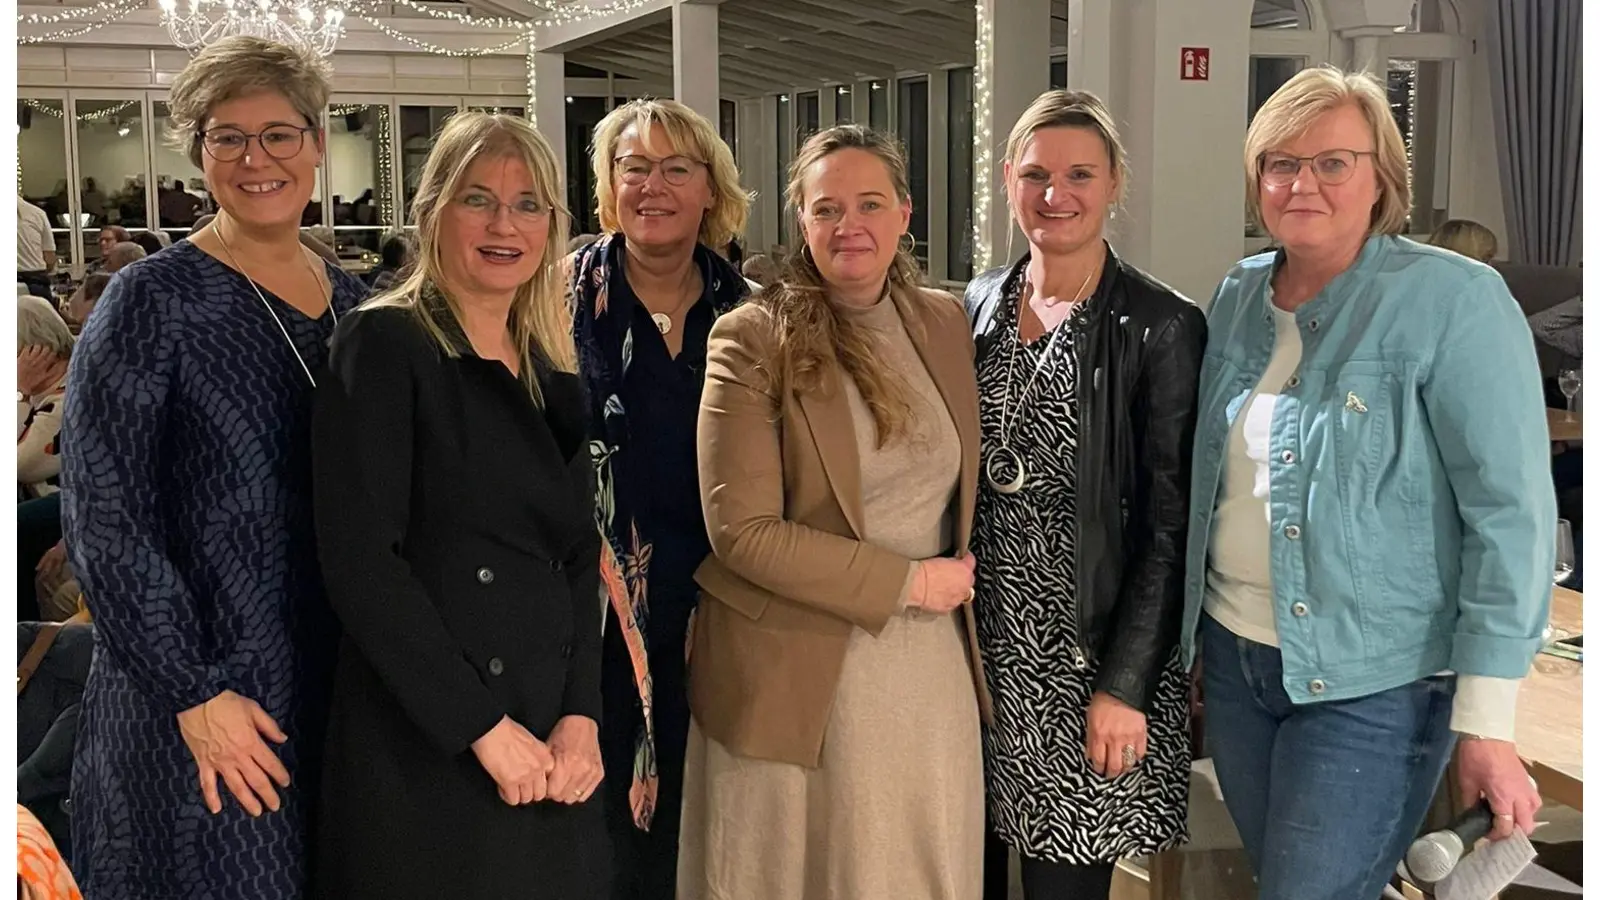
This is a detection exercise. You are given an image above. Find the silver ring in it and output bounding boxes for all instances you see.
[1121,745,1138,768]
[1495,812,1514,820]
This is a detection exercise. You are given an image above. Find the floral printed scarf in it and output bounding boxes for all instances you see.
[570,233,749,829]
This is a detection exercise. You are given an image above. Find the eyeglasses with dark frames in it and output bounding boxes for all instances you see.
[1257,149,1376,187]
[199,125,317,163]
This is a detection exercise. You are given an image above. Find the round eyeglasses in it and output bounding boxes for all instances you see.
[1257,149,1376,187]
[199,125,316,163]
[613,155,704,187]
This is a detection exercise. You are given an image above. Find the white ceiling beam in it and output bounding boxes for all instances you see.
[733,7,960,70]
[534,0,673,53]
[718,26,896,81]
[783,0,973,48]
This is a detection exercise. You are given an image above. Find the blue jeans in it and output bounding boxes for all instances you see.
[1200,614,1457,900]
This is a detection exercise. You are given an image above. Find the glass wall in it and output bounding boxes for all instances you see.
[17,99,75,272]
[835,86,852,124]
[567,96,609,236]
[1050,58,1068,90]
[946,68,975,281]
[1389,58,1451,233]
[719,99,737,155]
[151,101,210,241]
[897,77,929,265]
[327,103,390,253]
[868,81,889,132]
[399,104,459,223]
[798,91,820,144]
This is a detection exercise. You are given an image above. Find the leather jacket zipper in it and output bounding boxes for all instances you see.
[1068,326,1090,673]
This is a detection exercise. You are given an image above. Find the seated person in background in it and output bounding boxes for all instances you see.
[739,252,777,287]
[91,226,130,273]
[1528,294,1582,361]
[131,232,165,256]
[66,274,112,331]
[101,241,146,274]
[365,233,413,292]
[18,296,74,623]
[1427,218,1498,262]
[18,802,83,900]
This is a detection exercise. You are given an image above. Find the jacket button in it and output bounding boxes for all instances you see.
[1285,374,1301,389]
[1284,524,1302,540]
[1280,450,1295,464]
[1308,678,1326,694]
[487,657,505,676]
[1308,319,1320,332]
[476,567,495,585]
[1292,601,1309,617]
[549,559,563,574]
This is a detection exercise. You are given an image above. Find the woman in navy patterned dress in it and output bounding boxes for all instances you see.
[60,37,364,899]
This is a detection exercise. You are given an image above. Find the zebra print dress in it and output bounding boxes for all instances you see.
[971,287,1190,864]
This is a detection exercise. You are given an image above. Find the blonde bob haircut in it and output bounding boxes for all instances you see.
[165,35,333,169]
[590,98,749,249]
[367,112,575,403]
[1244,66,1412,236]
[1428,218,1498,262]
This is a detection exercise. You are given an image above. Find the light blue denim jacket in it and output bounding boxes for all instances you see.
[1180,236,1555,704]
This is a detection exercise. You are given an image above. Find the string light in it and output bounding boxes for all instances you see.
[971,0,995,272]
[17,0,143,26]
[376,104,394,225]
[526,42,537,128]
[351,13,528,56]
[18,0,144,45]
[22,99,137,121]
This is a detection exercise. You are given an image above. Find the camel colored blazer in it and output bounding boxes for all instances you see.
[689,285,992,768]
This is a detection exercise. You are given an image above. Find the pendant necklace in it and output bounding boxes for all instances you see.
[216,224,337,387]
[985,263,1097,494]
[648,264,699,335]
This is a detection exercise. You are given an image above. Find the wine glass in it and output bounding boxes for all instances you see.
[1557,367,1582,415]
[1544,519,1576,648]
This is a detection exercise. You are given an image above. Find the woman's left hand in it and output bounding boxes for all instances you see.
[17,346,58,397]
[1086,691,1147,779]
[545,715,603,805]
[1457,737,1541,839]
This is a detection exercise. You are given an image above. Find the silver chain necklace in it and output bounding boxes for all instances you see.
[984,263,1096,494]
[215,225,338,387]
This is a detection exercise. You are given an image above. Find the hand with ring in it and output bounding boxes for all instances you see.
[907,553,979,614]
[1085,690,1147,779]
[1456,735,1541,839]
[545,715,603,806]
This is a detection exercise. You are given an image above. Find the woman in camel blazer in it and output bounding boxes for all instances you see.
[677,124,988,900]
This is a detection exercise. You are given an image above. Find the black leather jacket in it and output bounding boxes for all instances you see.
[964,245,1206,712]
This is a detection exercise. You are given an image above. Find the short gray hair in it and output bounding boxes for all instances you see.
[107,242,147,270]
[165,36,333,169]
[18,295,74,358]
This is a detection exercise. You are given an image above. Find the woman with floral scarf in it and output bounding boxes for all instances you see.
[570,98,752,900]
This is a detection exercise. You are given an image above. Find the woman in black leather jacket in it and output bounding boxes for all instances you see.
[965,90,1206,900]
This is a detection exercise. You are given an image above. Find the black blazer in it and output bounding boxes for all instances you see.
[311,302,607,900]
[965,246,1205,712]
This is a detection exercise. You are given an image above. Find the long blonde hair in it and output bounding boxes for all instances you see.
[367,111,574,403]
[766,124,922,448]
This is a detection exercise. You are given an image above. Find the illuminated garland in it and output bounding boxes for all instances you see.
[526,42,537,128]
[23,98,137,121]
[971,0,995,272]
[327,103,397,224]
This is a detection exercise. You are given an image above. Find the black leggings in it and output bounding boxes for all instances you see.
[985,828,1116,900]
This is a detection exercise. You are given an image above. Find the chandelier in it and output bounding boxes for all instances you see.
[157,0,347,57]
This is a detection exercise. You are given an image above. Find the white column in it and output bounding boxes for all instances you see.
[1067,0,1117,109]
[1346,31,1387,78]
[758,94,780,252]
[530,49,567,177]
[1114,0,1255,301]
[852,80,872,124]
[819,87,838,130]
[736,97,767,248]
[973,0,1051,272]
[928,70,950,281]
[672,1,720,124]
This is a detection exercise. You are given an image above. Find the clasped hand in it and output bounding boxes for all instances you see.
[908,553,978,614]
[471,715,602,807]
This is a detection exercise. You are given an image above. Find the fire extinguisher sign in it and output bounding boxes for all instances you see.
[1181,47,1210,81]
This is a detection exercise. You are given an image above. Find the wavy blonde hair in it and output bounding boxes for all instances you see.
[1428,218,1498,261]
[766,124,922,448]
[367,112,574,403]
[590,98,749,249]
[1244,65,1412,236]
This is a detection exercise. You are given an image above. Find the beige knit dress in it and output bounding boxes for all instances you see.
[677,295,986,900]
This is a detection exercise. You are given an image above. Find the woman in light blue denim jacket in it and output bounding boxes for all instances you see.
[1182,67,1554,900]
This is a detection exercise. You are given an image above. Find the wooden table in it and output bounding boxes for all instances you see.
[1515,585,1583,810]
[1547,408,1583,442]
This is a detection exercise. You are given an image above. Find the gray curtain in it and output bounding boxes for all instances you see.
[1485,0,1582,266]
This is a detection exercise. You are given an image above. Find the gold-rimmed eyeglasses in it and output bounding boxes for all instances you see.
[199,125,316,163]
[613,155,704,186]
[1257,149,1376,187]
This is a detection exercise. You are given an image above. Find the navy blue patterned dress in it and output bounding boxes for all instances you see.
[61,241,366,900]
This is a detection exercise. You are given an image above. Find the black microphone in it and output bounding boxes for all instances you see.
[1405,800,1496,884]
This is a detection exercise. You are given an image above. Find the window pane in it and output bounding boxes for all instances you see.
[947,68,975,281]
[74,98,149,269]
[1389,58,1450,233]
[868,81,888,132]
[776,97,792,247]
[400,105,459,224]
[798,92,820,144]
[1050,59,1068,90]
[466,105,525,116]
[720,99,737,152]
[897,78,929,266]
[835,86,852,124]
[328,103,391,254]
[151,101,210,241]
[18,99,75,272]
[1248,57,1304,123]
[566,96,608,236]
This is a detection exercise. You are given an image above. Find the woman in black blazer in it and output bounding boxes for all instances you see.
[311,112,609,899]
